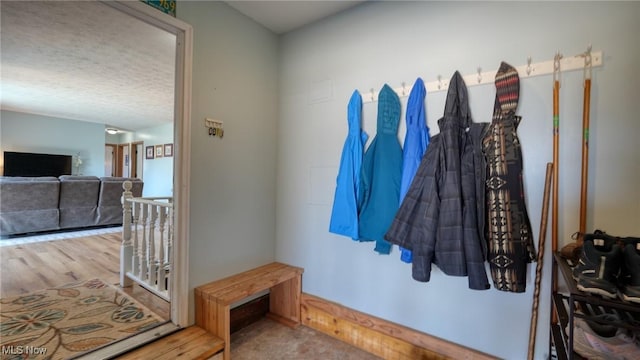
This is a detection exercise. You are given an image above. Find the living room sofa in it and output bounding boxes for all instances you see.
[0,175,143,236]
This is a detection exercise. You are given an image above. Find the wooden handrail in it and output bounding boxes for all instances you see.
[125,197,173,207]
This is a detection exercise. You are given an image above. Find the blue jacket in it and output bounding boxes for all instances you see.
[358,84,402,254]
[399,78,430,263]
[329,90,368,239]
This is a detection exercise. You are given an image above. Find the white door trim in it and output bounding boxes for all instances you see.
[104,0,192,327]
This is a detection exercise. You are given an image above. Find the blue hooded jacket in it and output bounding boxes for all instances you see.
[399,78,430,263]
[329,90,368,239]
[358,84,402,254]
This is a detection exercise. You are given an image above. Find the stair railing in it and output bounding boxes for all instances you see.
[121,181,173,302]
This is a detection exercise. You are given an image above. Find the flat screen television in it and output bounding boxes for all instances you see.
[3,151,72,177]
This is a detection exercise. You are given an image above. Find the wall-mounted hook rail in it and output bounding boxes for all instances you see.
[359,49,603,103]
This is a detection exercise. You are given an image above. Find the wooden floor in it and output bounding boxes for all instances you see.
[118,326,225,360]
[0,232,170,320]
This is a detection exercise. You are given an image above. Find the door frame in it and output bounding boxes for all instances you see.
[105,143,117,177]
[130,141,144,179]
[116,143,129,177]
[105,0,192,327]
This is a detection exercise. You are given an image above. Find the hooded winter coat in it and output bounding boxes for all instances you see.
[329,90,368,239]
[358,84,402,254]
[398,78,430,263]
[385,72,490,290]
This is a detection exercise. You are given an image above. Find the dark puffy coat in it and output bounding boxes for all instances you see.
[385,72,490,290]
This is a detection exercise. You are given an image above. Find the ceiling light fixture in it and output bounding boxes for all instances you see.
[105,128,118,135]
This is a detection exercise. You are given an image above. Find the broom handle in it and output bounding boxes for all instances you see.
[578,78,591,245]
[552,78,560,258]
[551,53,561,326]
[528,163,554,360]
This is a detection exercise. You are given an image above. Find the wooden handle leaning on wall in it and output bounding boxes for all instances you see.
[578,78,592,245]
[528,162,554,360]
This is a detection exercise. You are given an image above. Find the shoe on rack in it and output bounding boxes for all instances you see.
[569,314,640,360]
[620,239,640,303]
[573,233,622,298]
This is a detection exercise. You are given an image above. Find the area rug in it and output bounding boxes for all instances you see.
[0,278,164,359]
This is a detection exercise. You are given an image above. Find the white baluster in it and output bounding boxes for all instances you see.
[140,204,149,281]
[148,204,158,289]
[132,202,140,281]
[157,206,167,293]
[166,206,173,298]
[120,181,133,287]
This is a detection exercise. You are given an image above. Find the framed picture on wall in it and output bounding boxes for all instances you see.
[155,145,163,158]
[164,143,173,157]
[146,146,154,159]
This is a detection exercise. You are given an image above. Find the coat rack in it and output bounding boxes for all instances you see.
[361,48,603,103]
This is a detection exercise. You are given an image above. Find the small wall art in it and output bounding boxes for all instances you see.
[164,143,173,157]
[146,145,154,159]
[155,145,163,158]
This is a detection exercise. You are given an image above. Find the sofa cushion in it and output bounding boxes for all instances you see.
[0,176,60,235]
[58,175,100,229]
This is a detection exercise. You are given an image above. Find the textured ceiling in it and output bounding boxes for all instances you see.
[1,1,364,132]
[226,1,365,34]
[1,1,176,132]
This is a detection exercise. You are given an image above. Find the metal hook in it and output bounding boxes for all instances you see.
[437,75,442,90]
[526,56,532,76]
[553,51,562,82]
[401,82,406,96]
[583,44,593,80]
[370,88,375,102]
[477,67,482,84]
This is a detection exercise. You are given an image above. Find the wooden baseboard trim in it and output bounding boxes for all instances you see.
[301,293,498,360]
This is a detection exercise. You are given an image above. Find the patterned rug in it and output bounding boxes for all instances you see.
[0,278,164,359]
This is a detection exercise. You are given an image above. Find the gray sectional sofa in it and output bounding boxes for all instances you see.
[0,176,143,236]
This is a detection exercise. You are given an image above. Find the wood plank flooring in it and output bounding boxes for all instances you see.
[118,326,225,360]
[0,232,170,320]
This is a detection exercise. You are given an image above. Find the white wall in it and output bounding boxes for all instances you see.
[277,2,640,359]
[177,1,279,321]
[0,110,105,176]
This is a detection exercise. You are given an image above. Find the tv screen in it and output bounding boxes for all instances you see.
[3,151,72,177]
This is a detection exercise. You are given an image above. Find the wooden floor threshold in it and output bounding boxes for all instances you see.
[117,325,225,360]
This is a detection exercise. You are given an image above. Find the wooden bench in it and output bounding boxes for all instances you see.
[195,262,304,359]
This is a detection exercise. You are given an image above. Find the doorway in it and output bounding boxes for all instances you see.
[104,0,192,328]
[105,144,116,176]
[130,141,143,179]
[105,142,144,179]
[0,1,192,357]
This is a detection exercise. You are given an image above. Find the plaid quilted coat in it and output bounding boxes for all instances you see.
[385,72,490,290]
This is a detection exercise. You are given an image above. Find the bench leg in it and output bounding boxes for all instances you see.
[195,293,230,359]
[268,274,301,327]
[216,303,230,360]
